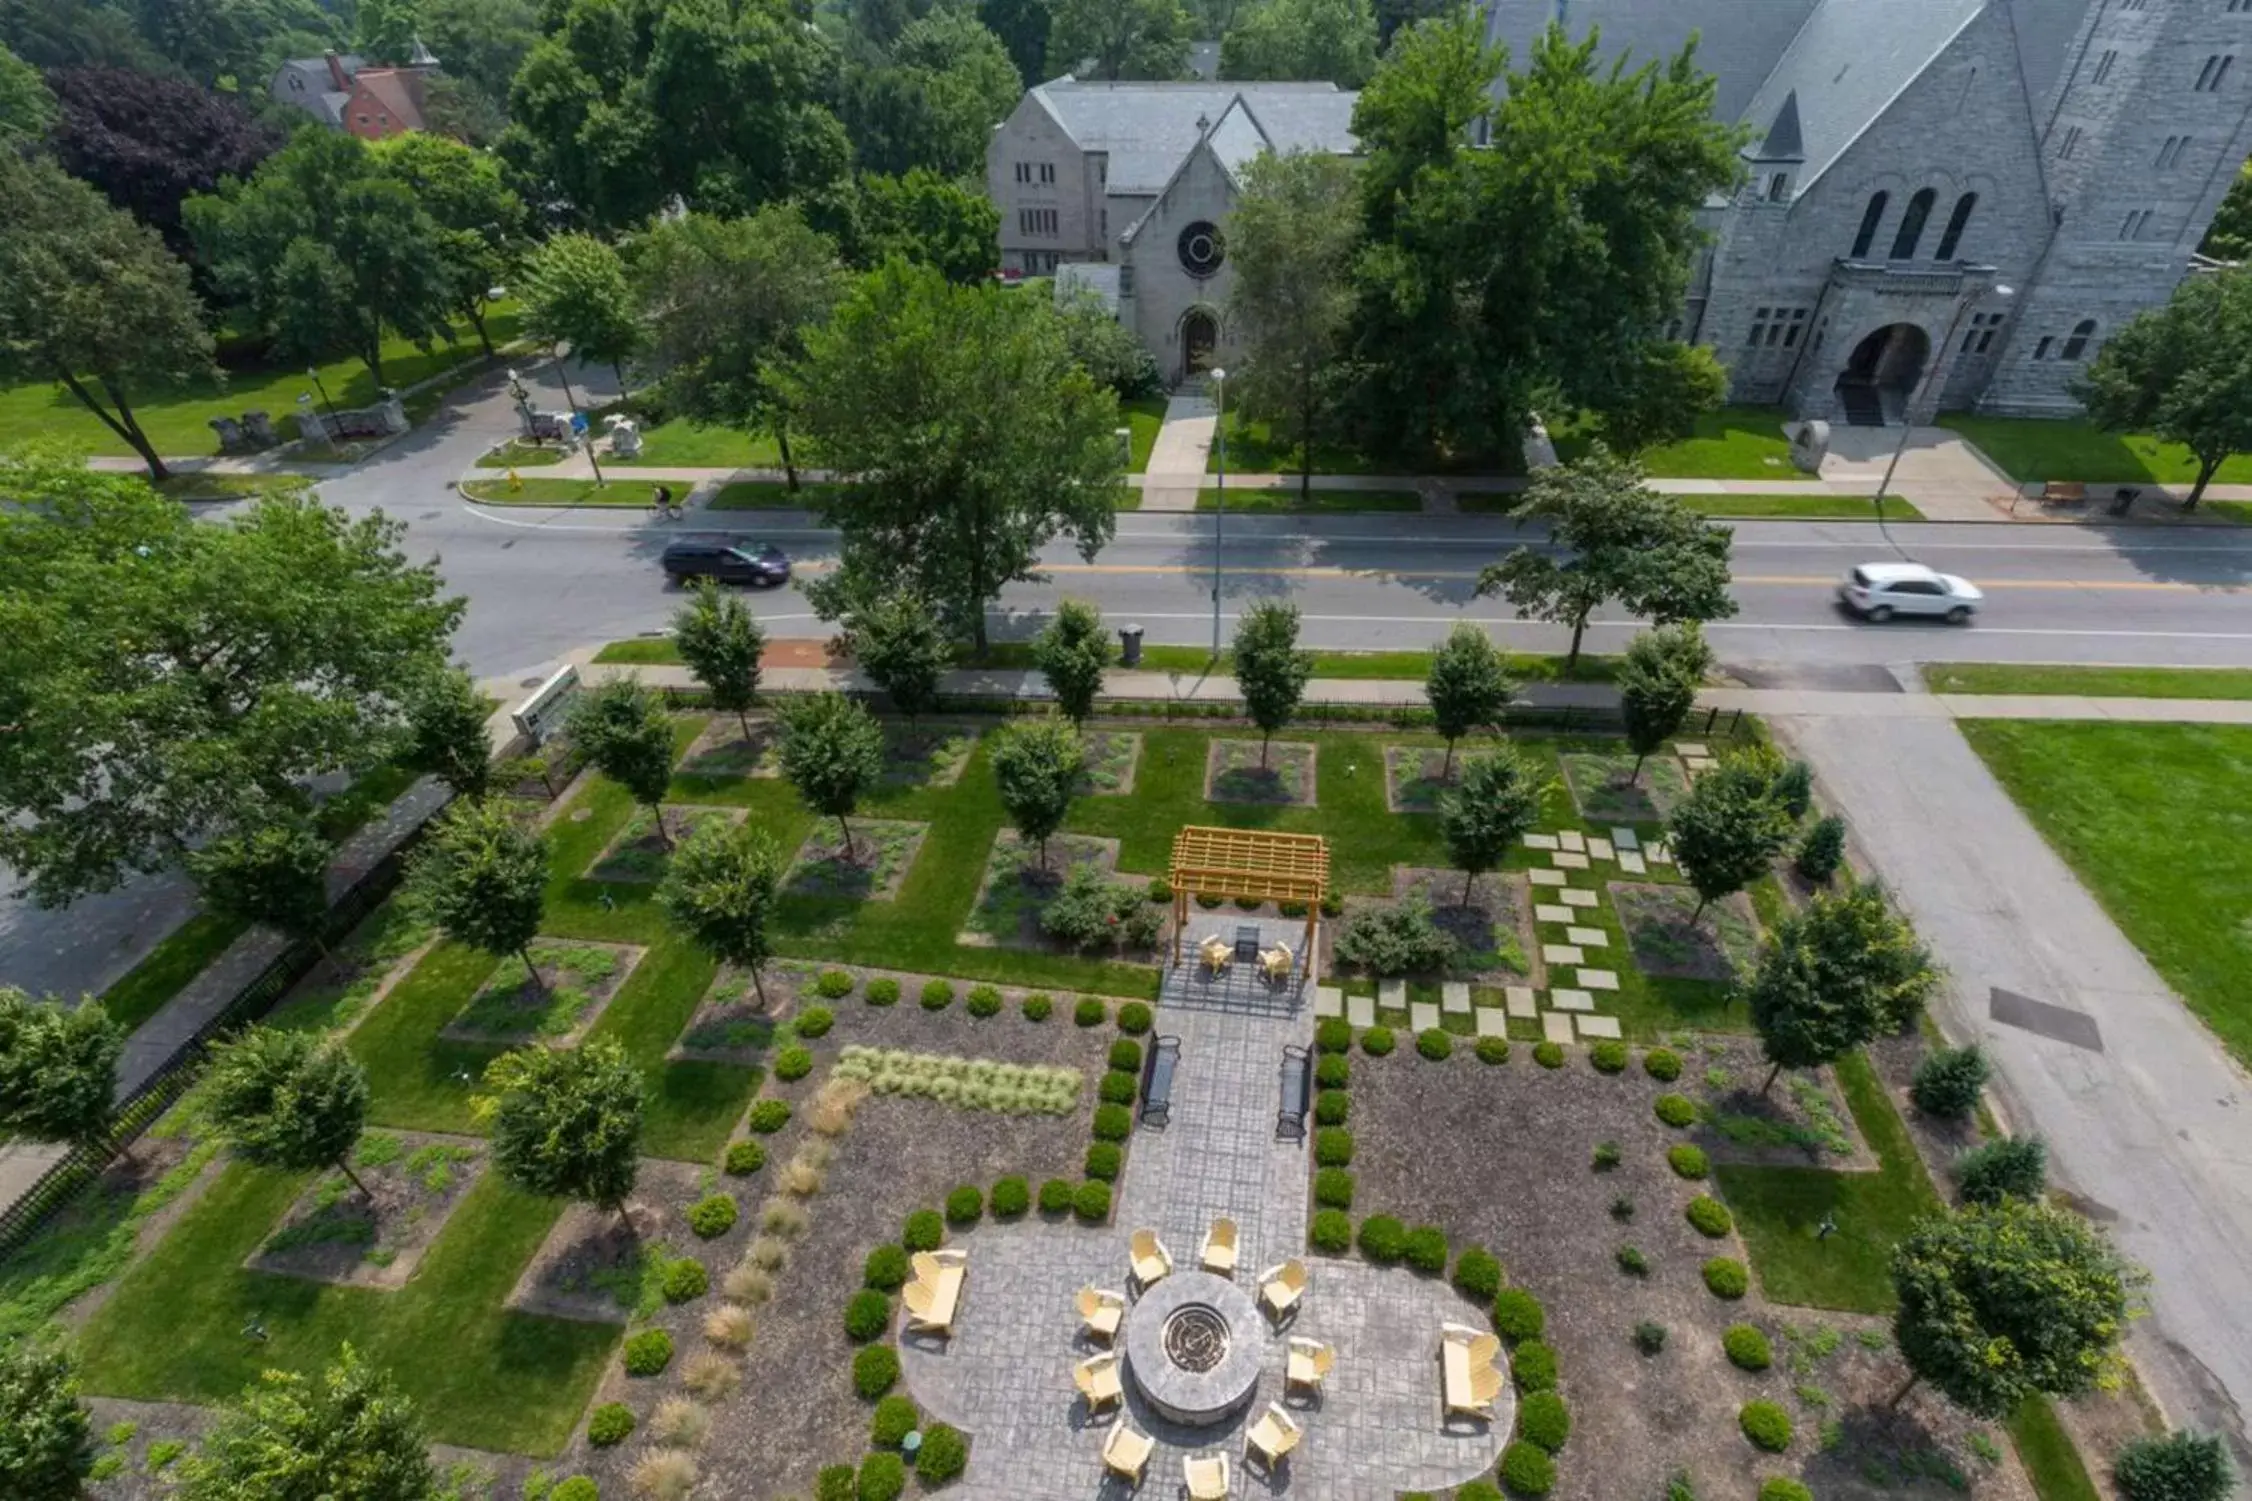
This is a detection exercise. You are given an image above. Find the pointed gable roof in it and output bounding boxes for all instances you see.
[1754,90,1804,162]
[1028,78,1356,195]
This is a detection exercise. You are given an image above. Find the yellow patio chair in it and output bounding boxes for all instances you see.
[1200,1217,1239,1276]
[1440,1325,1493,1419]
[1101,1422,1154,1484]
[1199,934,1232,975]
[1466,1331,1501,1369]
[1183,1451,1231,1500]
[1260,944,1293,984]
[1129,1228,1174,1289]
[1074,1351,1124,1413]
[1286,1336,1335,1396]
[1076,1285,1126,1343]
[1244,1402,1303,1472]
[1257,1258,1307,1322]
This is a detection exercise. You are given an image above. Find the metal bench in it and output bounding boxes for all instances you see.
[1276,1045,1312,1141]
[1141,1035,1181,1127]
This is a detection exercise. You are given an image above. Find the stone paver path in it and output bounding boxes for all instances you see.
[1441,982,1471,1015]
[1410,1001,1441,1032]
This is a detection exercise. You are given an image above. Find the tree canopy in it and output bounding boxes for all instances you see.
[844,10,1021,179]
[1233,600,1314,762]
[565,678,678,823]
[1424,622,1512,775]
[207,1028,373,1193]
[42,67,280,257]
[0,467,460,904]
[672,579,766,737]
[2076,268,2252,507]
[521,231,639,384]
[0,1339,95,1501]
[1664,750,1796,923]
[1046,0,1188,80]
[1616,623,1711,781]
[1220,0,1378,87]
[656,819,785,1003]
[404,797,550,979]
[178,1344,435,1501]
[1746,883,1935,1092]
[0,40,52,140]
[187,814,333,947]
[1032,599,1113,724]
[991,716,1083,864]
[0,989,122,1154]
[481,1037,644,1218]
[1441,748,1545,903]
[401,667,494,798]
[847,588,952,724]
[777,692,887,855]
[857,168,1001,286]
[374,132,530,358]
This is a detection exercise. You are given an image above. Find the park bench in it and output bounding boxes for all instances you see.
[1141,1035,1181,1126]
[2039,480,2087,504]
[1276,1045,1312,1141]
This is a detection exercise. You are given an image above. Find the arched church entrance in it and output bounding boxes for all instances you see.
[1181,309,1218,383]
[1833,323,1929,427]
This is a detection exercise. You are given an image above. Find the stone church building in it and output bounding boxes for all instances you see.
[989,0,2252,422]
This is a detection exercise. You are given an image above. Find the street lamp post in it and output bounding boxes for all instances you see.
[543,346,604,485]
[306,365,340,428]
[1872,281,2013,543]
[1210,367,1226,660]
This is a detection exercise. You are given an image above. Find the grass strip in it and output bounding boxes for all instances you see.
[98,913,248,1031]
[459,478,656,507]
[1925,663,2252,700]
[2006,1397,2104,1501]
[1195,488,1423,513]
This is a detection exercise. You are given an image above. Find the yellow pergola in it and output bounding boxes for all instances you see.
[1167,825,1330,961]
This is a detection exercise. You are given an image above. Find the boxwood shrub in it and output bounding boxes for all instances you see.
[1702,1257,1749,1299]
[1476,1036,1510,1065]
[796,1005,835,1038]
[1492,1289,1545,1342]
[857,1451,907,1501]
[622,1330,673,1377]
[902,1209,944,1251]
[1686,1195,1734,1238]
[1357,1214,1406,1264]
[1498,1439,1556,1496]
[1760,1482,1814,1501]
[1117,1001,1153,1035]
[1021,993,1052,1020]
[1667,1144,1710,1179]
[1315,1053,1349,1088]
[1313,1166,1355,1209]
[1092,1104,1134,1142]
[688,1194,739,1238]
[724,1140,766,1176]
[870,1394,918,1446]
[1099,1071,1137,1105]
[1074,997,1107,1026]
[1361,1026,1396,1057]
[1402,1225,1448,1274]
[1533,1041,1565,1069]
[1511,1340,1557,1392]
[551,1479,597,1501]
[587,1402,635,1445]
[1417,1028,1453,1061]
[1517,1390,1571,1453]
[818,1466,857,1501]
[1654,1093,1698,1128]
[814,969,855,1000]
[1315,1017,1352,1054]
[1073,1180,1111,1222]
[661,1256,708,1303]
[1643,1046,1682,1081]
[1589,1040,1628,1074]
[1723,1323,1773,1372]
[1453,1246,1503,1302]
[773,1045,814,1081]
[1310,1209,1353,1252]
[853,1344,900,1399]
[1084,1141,1122,1180]
[747,1100,791,1134]
[864,1244,910,1292]
[844,1290,892,1342]
[1038,1178,1074,1215]
[1739,1399,1793,1452]
[944,1185,983,1226]
[1314,1128,1355,1167]
[1314,1089,1349,1126]
[965,985,1002,1018]
[991,1176,1030,1219]
[920,979,954,1010]
[1108,1039,1143,1073]
[865,977,900,1006]
[916,1424,969,1486]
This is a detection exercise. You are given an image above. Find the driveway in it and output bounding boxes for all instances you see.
[1783,712,2252,1460]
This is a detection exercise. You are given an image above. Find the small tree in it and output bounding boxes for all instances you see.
[1889,1199,2141,1417]
[1616,623,1712,783]
[2114,1431,2237,1501]
[401,668,493,797]
[778,693,886,859]
[481,1038,644,1224]
[656,821,785,1006]
[1666,753,1796,925]
[188,815,332,960]
[1424,623,1513,777]
[1955,1136,2048,1207]
[0,990,122,1156]
[1233,601,1314,767]
[404,797,550,994]
[567,678,678,847]
[0,1339,94,1501]
[1748,882,1939,1094]
[207,1029,374,1196]
[2076,268,2252,509]
[672,581,766,739]
[1032,599,1113,726]
[521,232,642,394]
[990,718,1085,867]
[850,590,952,725]
[1440,749,1545,904]
[178,1344,435,1501]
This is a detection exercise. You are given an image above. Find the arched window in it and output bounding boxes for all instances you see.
[2061,319,2098,360]
[1890,188,1937,259]
[1851,192,1889,258]
[1935,193,1978,259]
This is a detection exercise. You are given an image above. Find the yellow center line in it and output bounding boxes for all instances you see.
[1018,562,2240,593]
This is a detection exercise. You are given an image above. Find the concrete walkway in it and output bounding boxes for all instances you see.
[1141,393,1218,512]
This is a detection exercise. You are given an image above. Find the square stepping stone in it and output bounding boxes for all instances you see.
[1612,827,1639,851]
[1588,838,1615,861]
[1314,986,1343,1018]
[1575,969,1620,991]
[1541,944,1585,966]
[1505,986,1537,1019]
[1618,851,1647,875]
[1575,1014,1623,1040]
[1566,926,1608,948]
[1557,829,1585,852]
[1560,889,1599,908]
[1549,989,1594,1013]
[1534,904,1574,925]
[1346,994,1376,1027]
[1379,978,1407,1010]
[1529,869,1567,888]
[1551,851,1590,870]
[1522,832,1559,850]
[1476,1009,1508,1038]
[1442,981,1472,1014]
[1647,842,1672,866]
[1410,1000,1441,1032]
[1542,1011,1576,1044]
[1677,742,1708,757]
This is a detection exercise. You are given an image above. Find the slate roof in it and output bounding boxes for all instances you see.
[1735,0,1983,188]
[1029,78,1358,194]
[1479,0,1818,122]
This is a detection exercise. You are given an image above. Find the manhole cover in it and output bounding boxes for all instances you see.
[1163,1305,1230,1374]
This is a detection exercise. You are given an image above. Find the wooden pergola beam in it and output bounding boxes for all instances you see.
[1166,825,1330,964]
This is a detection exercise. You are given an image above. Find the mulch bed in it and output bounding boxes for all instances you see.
[784,818,927,902]
[1345,1051,2035,1501]
[670,964,786,1065]
[439,938,643,1046]
[1611,881,1760,981]
[245,1130,485,1290]
[880,723,979,788]
[679,717,782,779]
[1392,865,1535,981]
[1561,751,1689,824]
[1383,744,1462,813]
[1078,729,1143,796]
[1676,1035,1876,1172]
[958,830,1123,949]
[1204,737,1318,806]
[585,804,744,883]
[505,1159,729,1325]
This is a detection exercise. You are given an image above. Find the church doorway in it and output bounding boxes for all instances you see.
[1833,323,1929,427]
[1181,309,1218,382]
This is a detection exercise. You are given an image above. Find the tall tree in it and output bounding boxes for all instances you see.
[185,129,457,386]
[0,151,219,481]
[375,132,530,358]
[207,1029,375,1195]
[1056,284,1162,398]
[1665,751,1795,925]
[43,67,281,258]
[847,588,952,724]
[0,1339,95,1501]
[1228,148,1362,501]
[780,260,1124,655]
[2076,268,2252,508]
[0,39,53,140]
[857,169,1001,286]
[990,717,1083,867]
[656,820,785,1006]
[0,468,461,905]
[1233,600,1314,766]
[845,11,1022,179]
[672,580,766,738]
[1475,450,1737,670]
[566,678,678,846]
[522,231,640,393]
[480,1038,644,1223]
[1423,622,1512,776]
[0,990,122,1156]
[404,797,549,991]
[1220,0,1378,87]
[356,0,423,63]
[1046,0,1188,80]
[419,0,540,112]
[1745,883,1934,1094]
[187,814,334,958]
[1890,1200,2141,1418]
[632,205,843,490]
[1032,599,1113,725]
[777,692,887,858]
[1616,623,1712,782]
[978,0,1048,86]
[400,667,494,798]
[178,1345,436,1501]
[1440,748,1544,903]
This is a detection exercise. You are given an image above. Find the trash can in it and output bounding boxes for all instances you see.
[1119,624,1145,667]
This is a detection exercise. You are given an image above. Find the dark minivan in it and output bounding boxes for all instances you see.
[660,541,791,587]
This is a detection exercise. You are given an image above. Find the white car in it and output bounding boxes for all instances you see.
[1837,562,1983,622]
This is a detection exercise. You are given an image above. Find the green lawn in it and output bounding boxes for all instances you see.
[1124,394,1165,474]
[1457,490,1917,520]
[153,473,310,504]
[1552,406,1801,480]
[459,478,652,507]
[2007,1397,2104,1501]
[708,481,843,510]
[1960,721,2252,1067]
[1712,1051,1942,1314]
[472,439,570,470]
[1197,488,1422,513]
[1924,663,2252,700]
[1940,414,2252,487]
[0,309,519,462]
[609,421,783,469]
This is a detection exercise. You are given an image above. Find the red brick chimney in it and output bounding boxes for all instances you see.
[324,51,351,91]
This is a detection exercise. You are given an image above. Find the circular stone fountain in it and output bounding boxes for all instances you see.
[1121,1270,1265,1426]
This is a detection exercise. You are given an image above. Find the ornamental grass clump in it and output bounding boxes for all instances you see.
[832,1046,1082,1114]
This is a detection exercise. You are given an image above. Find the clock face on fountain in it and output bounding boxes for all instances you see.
[1178,220,1226,279]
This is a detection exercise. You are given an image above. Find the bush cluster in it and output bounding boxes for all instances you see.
[662,1257,709,1303]
[865,977,900,1006]
[1615,1245,1649,1276]
[1314,1166,1355,1210]
[1310,1209,1353,1252]
[1073,1180,1111,1222]
[1022,993,1052,1021]
[1417,1028,1454,1061]
[917,1424,969,1485]
[747,1099,792,1134]
[1038,1178,1074,1215]
[1591,1140,1622,1171]
[1654,1093,1697,1128]
[863,1244,910,1292]
[1085,1141,1122,1180]
[832,1046,1082,1115]
[1686,1195,1734,1238]
[1761,1481,1815,1501]
[1498,1439,1556,1496]
[853,1344,900,1399]
[588,1403,636,1446]
[623,1330,674,1377]
[1955,1135,2048,1206]
[724,1140,766,1176]
[1075,997,1107,1027]
[1643,1047,1682,1082]
[1795,814,1847,884]
[1667,1145,1710,1180]
[1533,1041,1565,1069]
[870,1394,918,1445]
[844,1290,892,1342]
[902,1209,944,1251]
[796,1005,836,1039]
[1632,1321,1667,1355]
[550,1479,597,1501]
[944,1185,983,1226]
[1092,1103,1134,1142]
[1723,1323,1773,1371]
[1589,1040,1628,1074]
[1476,1036,1510,1065]
[1402,1225,1449,1274]
[819,1466,857,1501]
[1334,898,1458,976]
[1315,1053,1349,1088]
[1453,1247,1503,1302]
[1361,1026,1396,1057]
[1491,1288,1546,1342]
[689,1194,739,1238]
[1357,1215,1406,1264]
[774,1045,814,1082]
[1315,1018,1352,1054]
[1108,1038,1143,1072]
[991,1176,1030,1219]
[920,979,955,1010]
[1146,877,1171,903]
[1314,1089,1349,1126]
[1315,1128,1355,1167]
[1702,1257,1749,1299]
[1517,1390,1571,1453]
[1511,1341,1557,1392]
[1099,1071,1137,1105]
[814,969,855,1000]
[2114,1430,2236,1501]
[857,1452,906,1501]
[1117,1001,1153,1034]
[1739,1399,1793,1453]
[1911,1044,1991,1119]
[965,985,1002,1018]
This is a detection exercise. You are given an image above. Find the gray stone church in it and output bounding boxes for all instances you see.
[990,0,2252,423]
